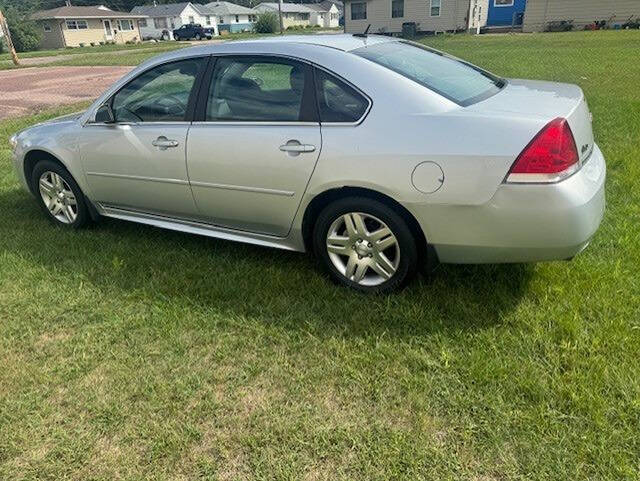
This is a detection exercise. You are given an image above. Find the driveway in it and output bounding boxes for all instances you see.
[0,66,133,120]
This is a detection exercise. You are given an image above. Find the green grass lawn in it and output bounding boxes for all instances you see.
[1,31,639,480]
[0,41,183,62]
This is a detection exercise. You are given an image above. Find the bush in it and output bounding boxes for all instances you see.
[255,12,278,33]
[3,9,41,52]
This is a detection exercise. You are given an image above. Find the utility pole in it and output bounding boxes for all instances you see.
[0,10,20,66]
[278,0,284,34]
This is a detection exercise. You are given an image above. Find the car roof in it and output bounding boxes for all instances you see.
[182,34,399,55]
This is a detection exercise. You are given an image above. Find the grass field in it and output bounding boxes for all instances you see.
[1,31,639,480]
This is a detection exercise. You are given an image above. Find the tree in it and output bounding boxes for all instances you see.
[2,7,40,52]
[254,11,278,33]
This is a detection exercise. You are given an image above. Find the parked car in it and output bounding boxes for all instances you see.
[173,23,214,40]
[8,35,606,293]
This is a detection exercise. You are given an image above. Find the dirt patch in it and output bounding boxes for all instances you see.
[0,66,133,120]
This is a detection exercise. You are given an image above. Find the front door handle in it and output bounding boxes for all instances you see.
[152,136,180,150]
[279,140,316,155]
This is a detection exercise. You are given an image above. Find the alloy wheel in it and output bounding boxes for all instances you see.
[38,171,78,224]
[326,212,400,286]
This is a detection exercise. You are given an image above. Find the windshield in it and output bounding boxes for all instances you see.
[352,41,505,106]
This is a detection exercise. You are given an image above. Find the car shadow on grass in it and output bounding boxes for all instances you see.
[1,188,533,338]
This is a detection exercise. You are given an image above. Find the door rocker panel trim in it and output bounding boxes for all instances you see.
[97,204,302,252]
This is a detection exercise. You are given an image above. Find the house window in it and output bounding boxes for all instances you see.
[66,20,88,30]
[118,19,134,31]
[43,23,52,32]
[188,16,195,23]
[494,0,514,5]
[430,0,441,16]
[235,15,240,22]
[154,17,168,29]
[206,15,211,25]
[138,19,148,28]
[219,17,224,24]
[391,0,404,18]
[351,2,366,20]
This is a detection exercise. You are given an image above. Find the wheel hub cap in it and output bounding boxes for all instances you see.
[326,212,400,287]
[38,171,78,225]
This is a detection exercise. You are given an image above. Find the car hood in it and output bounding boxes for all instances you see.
[44,111,85,125]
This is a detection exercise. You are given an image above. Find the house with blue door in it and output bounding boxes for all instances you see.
[487,0,527,27]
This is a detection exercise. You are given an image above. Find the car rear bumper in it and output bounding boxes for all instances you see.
[426,144,606,264]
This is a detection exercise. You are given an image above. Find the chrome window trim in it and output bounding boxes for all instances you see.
[82,55,211,127]
[192,121,318,126]
[202,53,373,126]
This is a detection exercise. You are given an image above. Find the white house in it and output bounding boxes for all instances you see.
[343,0,487,35]
[131,2,218,40]
[254,2,313,28]
[255,1,340,28]
[203,2,258,33]
[307,1,341,27]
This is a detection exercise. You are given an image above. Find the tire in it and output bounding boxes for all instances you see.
[313,197,419,294]
[31,160,89,229]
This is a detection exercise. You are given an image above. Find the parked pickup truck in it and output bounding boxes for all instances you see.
[173,24,215,40]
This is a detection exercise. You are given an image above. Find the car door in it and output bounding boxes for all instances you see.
[80,57,207,218]
[186,55,322,237]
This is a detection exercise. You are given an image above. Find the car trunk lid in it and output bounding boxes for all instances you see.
[470,79,594,165]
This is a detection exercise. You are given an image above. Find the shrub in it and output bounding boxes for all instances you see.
[3,8,41,52]
[255,12,278,33]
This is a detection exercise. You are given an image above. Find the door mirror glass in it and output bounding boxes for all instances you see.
[95,103,115,123]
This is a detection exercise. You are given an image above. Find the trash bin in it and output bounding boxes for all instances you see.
[402,22,417,39]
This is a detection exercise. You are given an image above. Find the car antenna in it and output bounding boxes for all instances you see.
[353,24,371,38]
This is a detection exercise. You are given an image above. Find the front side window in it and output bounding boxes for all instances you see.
[352,41,504,106]
[351,2,366,20]
[392,0,404,18]
[206,57,312,122]
[495,0,514,5]
[112,59,204,122]
[315,69,369,123]
[430,0,441,16]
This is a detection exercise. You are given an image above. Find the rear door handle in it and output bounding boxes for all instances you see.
[152,136,180,150]
[279,140,316,155]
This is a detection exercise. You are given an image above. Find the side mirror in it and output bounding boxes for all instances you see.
[95,103,115,123]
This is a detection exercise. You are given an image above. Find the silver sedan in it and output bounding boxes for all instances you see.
[9,35,606,293]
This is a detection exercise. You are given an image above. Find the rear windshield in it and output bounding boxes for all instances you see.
[352,41,505,106]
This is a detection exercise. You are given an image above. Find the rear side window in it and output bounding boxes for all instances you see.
[352,41,505,106]
[206,56,313,122]
[314,69,369,123]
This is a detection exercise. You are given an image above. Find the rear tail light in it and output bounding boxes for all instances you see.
[505,118,580,183]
